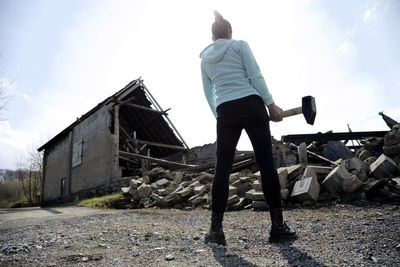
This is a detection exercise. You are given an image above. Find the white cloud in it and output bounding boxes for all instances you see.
[0,121,39,150]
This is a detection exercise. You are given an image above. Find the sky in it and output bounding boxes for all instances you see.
[0,0,399,170]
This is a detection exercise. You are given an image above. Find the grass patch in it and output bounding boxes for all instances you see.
[48,192,128,209]
[77,192,127,209]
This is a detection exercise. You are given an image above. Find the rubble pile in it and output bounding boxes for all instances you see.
[121,124,400,210]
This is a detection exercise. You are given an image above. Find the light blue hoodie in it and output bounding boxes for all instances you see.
[200,39,274,118]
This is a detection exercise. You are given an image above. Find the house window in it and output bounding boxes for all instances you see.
[72,140,83,168]
[61,177,66,197]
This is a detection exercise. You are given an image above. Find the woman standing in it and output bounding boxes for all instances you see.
[200,11,297,245]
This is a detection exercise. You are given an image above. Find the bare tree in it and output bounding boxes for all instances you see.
[16,148,43,206]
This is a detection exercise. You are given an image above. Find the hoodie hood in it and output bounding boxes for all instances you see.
[200,39,234,63]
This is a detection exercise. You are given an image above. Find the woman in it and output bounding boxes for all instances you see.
[200,11,296,245]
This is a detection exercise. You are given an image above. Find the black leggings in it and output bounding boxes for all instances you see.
[212,95,282,213]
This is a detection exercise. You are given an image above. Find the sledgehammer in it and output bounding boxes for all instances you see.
[282,96,316,125]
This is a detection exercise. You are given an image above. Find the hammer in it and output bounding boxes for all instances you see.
[282,96,316,125]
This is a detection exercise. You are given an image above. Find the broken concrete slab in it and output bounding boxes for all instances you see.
[253,180,262,191]
[277,168,289,189]
[176,187,193,198]
[229,185,237,197]
[236,182,253,197]
[342,157,370,181]
[370,154,398,179]
[137,184,152,198]
[281,189,290,200]
[321,165,351,193]
[285,164,305,180]
[342,175,363,194]
[291,176,320,202]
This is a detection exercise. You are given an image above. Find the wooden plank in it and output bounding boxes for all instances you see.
[135,139,188,151]
[121,102,166,115]
[119,125,141,151]
[119,151,197,168]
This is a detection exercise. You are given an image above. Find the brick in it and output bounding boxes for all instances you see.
[291,176,320,202]
[370,154,397,179]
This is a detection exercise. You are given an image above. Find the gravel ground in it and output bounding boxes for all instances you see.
[1,202,399,266]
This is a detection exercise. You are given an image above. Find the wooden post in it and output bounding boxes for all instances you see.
[113,105,120,179]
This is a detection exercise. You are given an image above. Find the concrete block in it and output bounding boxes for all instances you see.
[298,142,308,164]
[155,178,170,187]
[364,156,377,166]
[150,182,159,190]
[322,165,351,193]
[342,175,363,194]
[157,188,173,196]
[239,169,253,177]
[236,182,253,197]
[188,180,201,188]
[383,143,400,155]
[245,189,265,201]
[121,187,130,194]
[253,180,262,191]
[227,195,240,206]
[342,157,370,180]
[194,185,207,195]
[229,172,240,183]
[285,164,305,180]
[370,154,397,179]
[277,168,289,189]
[230,179,242,187]
[150,193,164,205]
[142,176,150,184]
[229,185,237,197]
[129,178,142,190]
[239,176,252,183]
[177,187,193,198]
[196,172,213,184]
[137,184,152,198]
[251,171,261,180]
[281,189,290,200]
[291,176,320,202]
[174,171,183,183]
[384,124,400,146]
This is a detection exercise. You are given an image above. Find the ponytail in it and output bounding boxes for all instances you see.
[212,11,232,40]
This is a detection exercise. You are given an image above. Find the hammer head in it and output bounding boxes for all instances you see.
[302,96,316,125]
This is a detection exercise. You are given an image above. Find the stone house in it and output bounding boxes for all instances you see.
[38,78,188,205]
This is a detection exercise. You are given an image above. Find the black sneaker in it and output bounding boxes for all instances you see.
[269,221,297,243]
[204,228,226,246]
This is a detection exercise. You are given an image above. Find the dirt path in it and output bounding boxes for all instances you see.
[0,202,399,266]
[0,206,117,232]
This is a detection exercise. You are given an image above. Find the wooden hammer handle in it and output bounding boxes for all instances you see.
[282,106,302,118]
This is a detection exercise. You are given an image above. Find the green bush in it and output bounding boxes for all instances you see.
[0,179,24,208]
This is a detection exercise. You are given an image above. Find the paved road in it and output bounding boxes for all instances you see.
[0,206,116,232]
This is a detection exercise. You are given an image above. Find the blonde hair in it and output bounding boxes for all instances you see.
[212,11,232,40]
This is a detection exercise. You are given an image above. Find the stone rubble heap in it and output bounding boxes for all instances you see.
[121,124,400,210]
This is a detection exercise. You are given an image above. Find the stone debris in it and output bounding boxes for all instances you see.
[121,124,400,210]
